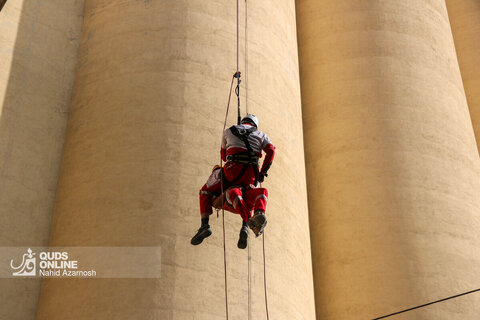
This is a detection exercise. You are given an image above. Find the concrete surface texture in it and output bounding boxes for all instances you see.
[296,0,480,319]
[35,0,315,319]
[0,0,84,319]
[446,0,480,154]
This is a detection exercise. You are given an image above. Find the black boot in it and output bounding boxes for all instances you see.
[191,225,212,245]
[237,226,249,249]
[247,211,267,237]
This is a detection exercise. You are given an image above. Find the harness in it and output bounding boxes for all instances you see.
[223,125,260,186]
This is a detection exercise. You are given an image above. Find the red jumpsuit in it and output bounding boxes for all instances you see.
[199,124,275,223]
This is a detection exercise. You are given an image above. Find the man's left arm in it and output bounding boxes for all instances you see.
[259,132,275,183]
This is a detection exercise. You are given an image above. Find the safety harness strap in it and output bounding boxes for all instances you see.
[229,125,257,157]
[226,154,259,165]
[225,125,260,185]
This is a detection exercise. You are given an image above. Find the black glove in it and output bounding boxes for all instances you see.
[258,172,268,183]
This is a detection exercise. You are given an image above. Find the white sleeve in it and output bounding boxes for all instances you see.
[261,132,272,150]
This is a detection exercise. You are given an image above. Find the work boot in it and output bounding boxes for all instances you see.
[247,211,267,237]
[237,226,249,249]
[191,225,212,245]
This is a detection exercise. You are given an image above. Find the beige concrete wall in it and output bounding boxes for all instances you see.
[446,0,480,153]
[36,0,315,319]
[296,0,480,319]
[0,0,84,319]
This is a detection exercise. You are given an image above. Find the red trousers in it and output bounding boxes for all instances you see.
[225,186,268,222]
[199,163,268,222]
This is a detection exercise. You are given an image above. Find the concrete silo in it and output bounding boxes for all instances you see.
[296,0,480,319]
[0,1,84,319]
[446,0,480,152]
[35,1,315,319]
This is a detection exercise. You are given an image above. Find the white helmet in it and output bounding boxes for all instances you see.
[241,114,259,128]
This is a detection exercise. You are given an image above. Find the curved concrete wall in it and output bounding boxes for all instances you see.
[0,1,84,319]
[446,0,480,153]
[296,0,480,319]
[36,0,315,319]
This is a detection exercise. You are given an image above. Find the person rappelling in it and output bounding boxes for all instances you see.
[191,113,275,248]
[191,3,272,318]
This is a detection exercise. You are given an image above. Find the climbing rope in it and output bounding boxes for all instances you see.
[236,0,239,75]
[245,1,252,320]
[262,233,270,320]
[259,181,270,320]
[220,75,236,320]
[244,0,249,115]
[221,202,229,320]
[248,238,252,320]
[219,1,270,319]
[218,1,242,318]
[235,0,242,125]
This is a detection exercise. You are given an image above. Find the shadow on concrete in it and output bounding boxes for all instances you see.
[0,0,7,12]
[0,1,84,319]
